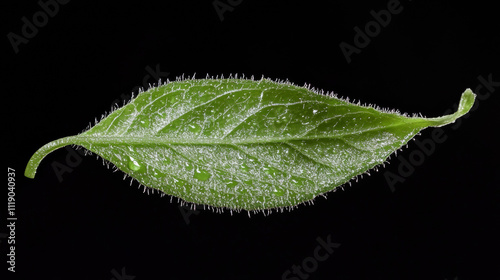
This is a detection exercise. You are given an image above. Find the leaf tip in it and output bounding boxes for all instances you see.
[425,88,476,127]
[458,88,476,116]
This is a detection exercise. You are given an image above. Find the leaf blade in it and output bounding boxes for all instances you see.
[25,79,476,211]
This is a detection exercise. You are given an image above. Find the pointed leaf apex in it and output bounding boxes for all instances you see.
[425,88,476,127]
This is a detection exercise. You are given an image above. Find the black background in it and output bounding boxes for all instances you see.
[3,0,499,279]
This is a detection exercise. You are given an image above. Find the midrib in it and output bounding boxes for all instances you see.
[73,120,427,146]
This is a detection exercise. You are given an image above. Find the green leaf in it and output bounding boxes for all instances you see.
[25,78,475,212]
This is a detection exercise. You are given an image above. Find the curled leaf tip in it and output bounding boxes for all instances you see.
[425,89,476,127]
[459,88,476,115]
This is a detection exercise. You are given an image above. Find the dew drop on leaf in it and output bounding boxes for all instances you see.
[240,163,250,173]
[128,157,142,171]
[291,176,307,186]
[193,167,211,181]
[263,164,278,176]
[224,179,239,188]
[152,170,164,178]
[168,94,180,104]
[273,187,285,196]
[139,118,150,127]
[238,187,248,195]
[174,178,186,187]
[188,123,201,133]
[184,162,194,171]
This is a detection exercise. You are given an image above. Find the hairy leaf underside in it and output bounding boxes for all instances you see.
[25,78,475,212]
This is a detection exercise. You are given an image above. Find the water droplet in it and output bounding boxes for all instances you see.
[188,123,201,133]
[275,115,288,124]
[263,164,278,176]
[238,188,248,195]
[243,180,253,187]
[128,157,141,171]
[224,180,238,188]
[193,167,211,181]
[139,119,150,127]
[169,94,180,104]
[185,162,194,171]
[152,170,164,178]
[226,180,238,188]
[240,163,250,173]
[176,180,187,188]
[291,176,307,186]
[312,109,318,114]
[273,187,285,196]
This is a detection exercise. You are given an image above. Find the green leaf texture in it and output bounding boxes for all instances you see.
[25,78,475,212]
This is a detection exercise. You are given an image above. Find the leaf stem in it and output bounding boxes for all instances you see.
[24,136,78,179]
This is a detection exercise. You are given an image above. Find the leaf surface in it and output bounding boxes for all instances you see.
[25,78,475,211]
